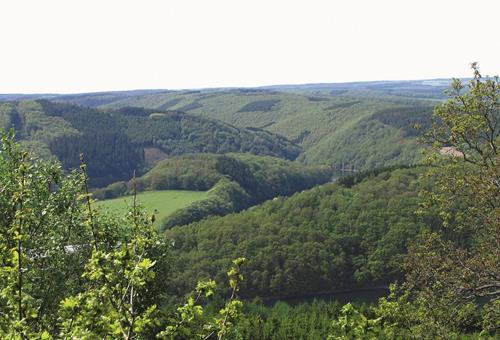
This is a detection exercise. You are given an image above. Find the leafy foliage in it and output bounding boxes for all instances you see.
[165,168,428,297]
[0,100,302,187]
[0,132,244,338]
[95,153,333,228]
[64,87,437,169]
[121,109,300,161]
[0,131,91,336]
[398,64,500,337]
[236,299,344,339]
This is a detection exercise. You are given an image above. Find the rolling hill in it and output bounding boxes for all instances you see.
[0,100,301,186]
[0,79,448,172]
[35,83,441,170]
[111,90,435,169]
[163,166,431,298]
[93,152,333,228]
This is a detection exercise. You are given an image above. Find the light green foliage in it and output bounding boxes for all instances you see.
[0,101,80,162]
[0,131,90,337]
[95,189,209,223]
[407,65,499,335]
[342,65,500,338]
[163,178,251,229]
[159,258,246,339]
[138,153,225,191]
[15,101,81,144]
[95,89,434,169]
[58,174,165,338]
[1,100,302,187]
[0,132,244,338]
[328,303,384,339]
[121,108,300,161]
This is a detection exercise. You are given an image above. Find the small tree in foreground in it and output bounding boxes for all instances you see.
[0,131,245,339]
[412,64,499,335]
[388,64,498,337]
[327,64,499,339]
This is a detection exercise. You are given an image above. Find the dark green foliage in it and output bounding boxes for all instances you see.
[1,99,301,187]
[0,103,23,132]
[92,181,128,200]
[0,132,93,334]
[74,88,434,169]
[162,153,332,227]
[371,105,434,136]
[49,133,143,187]
[140,154,223,191]
[324,100,361,110]
[177,101,203,111]
[237,99,280,113]
[0,100,144,187]
[39,100,144,187]
[236,299,345,339]
[157,98,183,110]
[120,110,300,160]
[336,164,421,188]
[107,153,333,228]
[33,84,446,170]
[307,96,329,102]
[91,153,217,200]
[165,168,426,298]
[115,106,157,116]
[164,178,250,228]
[215,153,332,205]
[0,133,247,338]
[301,117,424,170]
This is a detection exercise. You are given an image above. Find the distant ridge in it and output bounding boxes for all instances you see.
[0,78,470,101]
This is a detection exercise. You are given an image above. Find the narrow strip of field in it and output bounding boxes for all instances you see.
[95,190,208,222]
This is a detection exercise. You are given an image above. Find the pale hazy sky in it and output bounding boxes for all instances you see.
[1,0,499,93]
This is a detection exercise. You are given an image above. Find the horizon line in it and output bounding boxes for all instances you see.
[0,76,474,96]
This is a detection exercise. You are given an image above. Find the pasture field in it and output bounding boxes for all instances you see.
[95,190,208,223]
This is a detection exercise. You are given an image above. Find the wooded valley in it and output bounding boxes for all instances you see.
[0,69,498,339]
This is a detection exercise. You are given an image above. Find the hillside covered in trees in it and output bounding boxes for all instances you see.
[46,87,436,170]
[0,81,441,171]
[95,153,333,228]
[0,68,498,338]
[0,100,301,186]
[164,167,430,297]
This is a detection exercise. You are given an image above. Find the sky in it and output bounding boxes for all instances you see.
[0,0,499,93]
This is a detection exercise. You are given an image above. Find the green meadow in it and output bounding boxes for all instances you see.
[95,190,209,223]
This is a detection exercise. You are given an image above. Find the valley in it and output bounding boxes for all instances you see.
[0,74,497,339]
[2,1,498,337]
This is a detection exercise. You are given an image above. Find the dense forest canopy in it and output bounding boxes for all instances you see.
[164,167,429,297]
[0,67,498,338]
[94,153,333,228]
[44,86,438,169]
[0,82,442,171]
[109,89,436,169]
[0,100,301,186]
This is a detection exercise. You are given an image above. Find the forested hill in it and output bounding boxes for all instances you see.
[45,86,438,170]
[165,166,432,298]
[0,80,446,170]
[95,153,333,228]
[0,100,300,186]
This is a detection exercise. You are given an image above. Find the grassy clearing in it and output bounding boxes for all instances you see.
[95,190,209,222]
